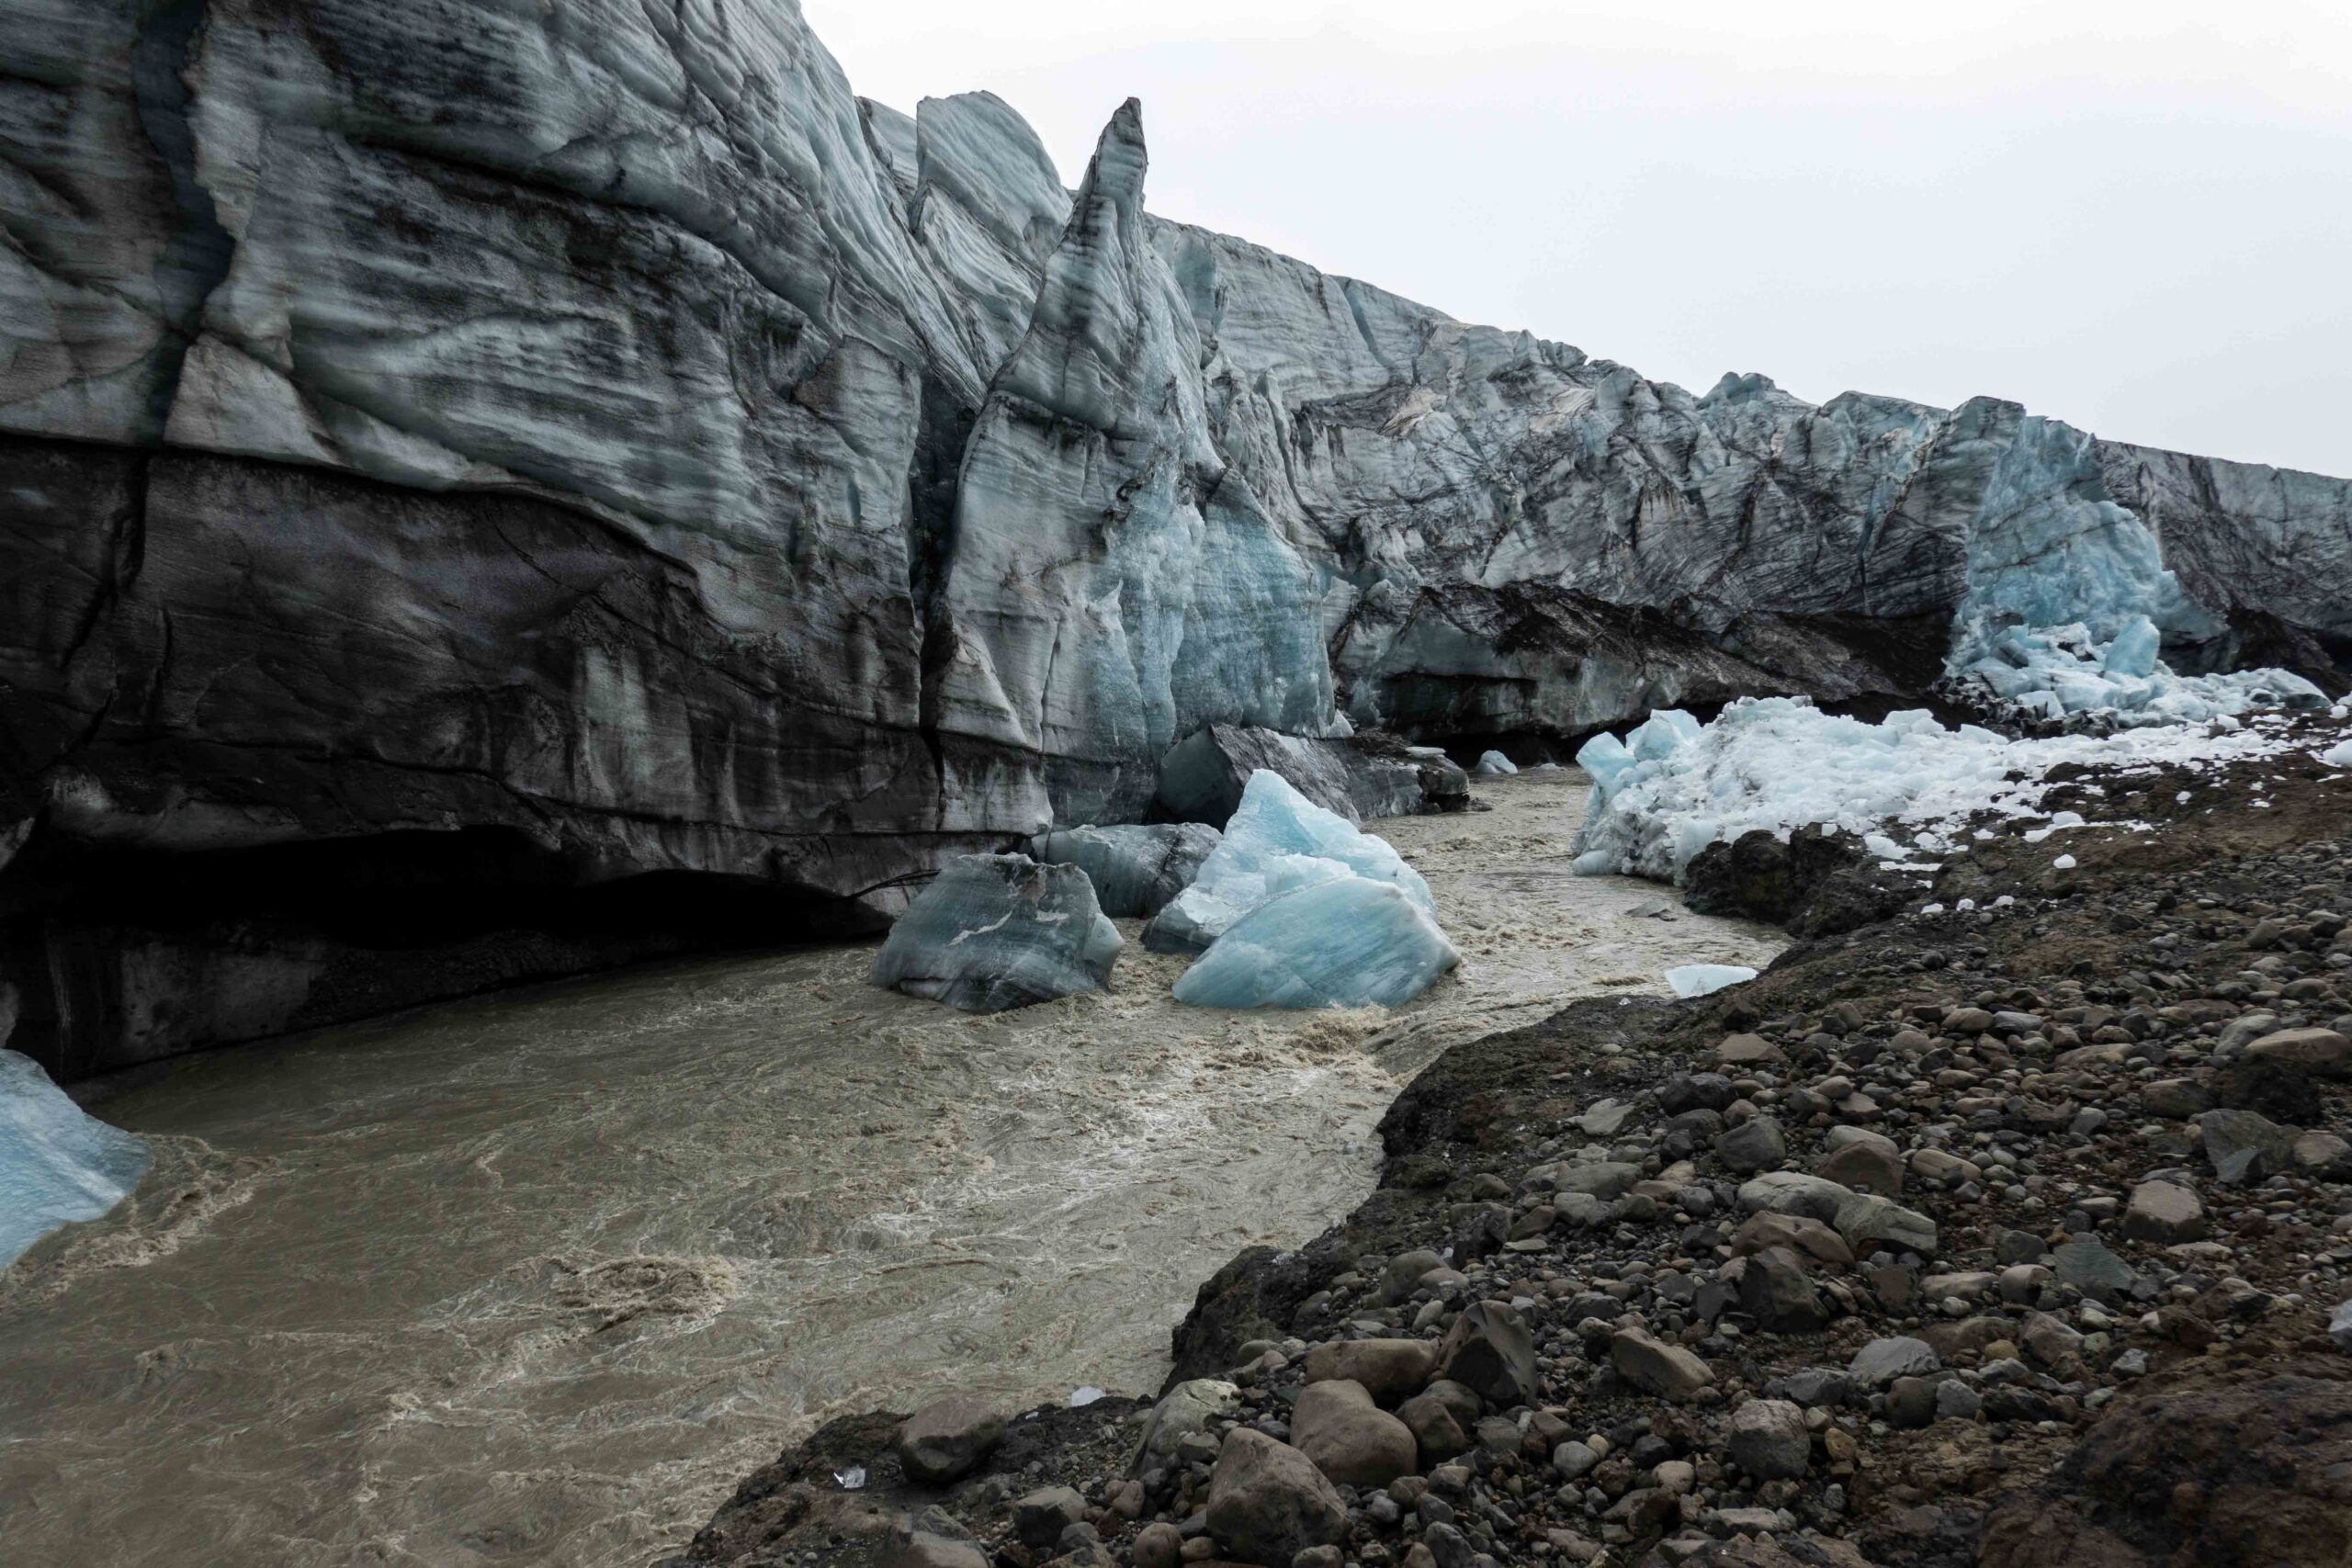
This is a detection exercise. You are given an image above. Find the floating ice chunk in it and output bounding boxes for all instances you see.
[2324,739,2352,769]
[1666,964,1757,998]
[1171,877,1460,1009]
[1473,750,1518,776]
[871,854,1121,1011]
[1142,771,1433,954]
[3,1049,152,1269]
[1069,1386,1106,1407]
[1030,822,1219,917]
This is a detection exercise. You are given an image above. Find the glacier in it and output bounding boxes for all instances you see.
[1,0,2347,1073]
[1170,880,1461,1010]
[2,1049,152,1269]
[1141,772,1435,955]
[868,855,1122,1012]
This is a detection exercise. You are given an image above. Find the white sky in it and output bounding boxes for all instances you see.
[805,0,2352,477]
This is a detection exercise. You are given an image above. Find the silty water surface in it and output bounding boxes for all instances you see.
[0,771,1781,1565]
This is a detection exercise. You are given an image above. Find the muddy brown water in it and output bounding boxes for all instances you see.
[0,773,1781,1566]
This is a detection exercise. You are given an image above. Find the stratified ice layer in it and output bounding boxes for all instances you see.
[2,1049,152,1269]
[1029,823,1219,918]
[1571,696,2308,883]
[869,855,1121,1012]
[1143,771,1434,954]
[1170,879,1461,1010]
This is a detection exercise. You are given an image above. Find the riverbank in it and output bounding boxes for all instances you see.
[669,726,2352,1568]
[0,773,1778,1567]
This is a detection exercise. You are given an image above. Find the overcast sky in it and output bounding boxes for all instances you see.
[805,0,2352,477]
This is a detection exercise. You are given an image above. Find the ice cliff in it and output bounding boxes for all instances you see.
[3,0,2347,1073]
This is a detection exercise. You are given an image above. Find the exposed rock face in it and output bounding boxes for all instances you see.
[5,0,2348,1072]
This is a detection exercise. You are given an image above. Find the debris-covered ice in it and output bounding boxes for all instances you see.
[1170,878,1461,1010]
[1143,771,1434,954]
[1029,823,1219,918]
[1573,695,2302,883]
[870,855,1122,1011]
[3,1049,152,1269]
[1473,750,1517,776]
[1666,964,1758,998]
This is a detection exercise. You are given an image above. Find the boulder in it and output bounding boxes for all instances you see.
[1848,1337,1939,1387]
[1131,1380,1239,1474]
[896,1393,1006,1485]
[1715,1117,1787,1174]
[1612,1327,1714,1397]
[2245,1026,2352,1077]
[1724,1398,1810,1480]
[1289,1379,1419,1487]
[1815,1137,1905,1196]
[1730,1212,1855,1267]
[1397,1389,1473,1464]
[1737,1246,1830,1332]
[1435,1301,1540,1409]
[2199,1108,2301,1184]
[2052,1237,2139,1302]
[883,1512,989,1568]
[1009,1487,1088,1548]
[1302,1338,1437,1402]
[1204,1428,1348,1566]
[2121,1179,2206,1243]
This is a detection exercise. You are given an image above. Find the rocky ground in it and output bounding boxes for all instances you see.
[662,725,2352,1568]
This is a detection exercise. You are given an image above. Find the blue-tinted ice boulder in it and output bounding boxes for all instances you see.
[1141,771,1434,954]
[1631,709,1703,761]
[1575,731,1638,798]
[1029,823,1220,918]
[1171,879,1460,1010]
[3,1049,152,1269]
[871,855,1122,1012]
[1474,750,1517,776]
[2100,615,2162,679]
[1667,964,1758,998]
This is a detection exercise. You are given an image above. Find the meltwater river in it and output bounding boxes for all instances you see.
[0,772,1781,1566]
